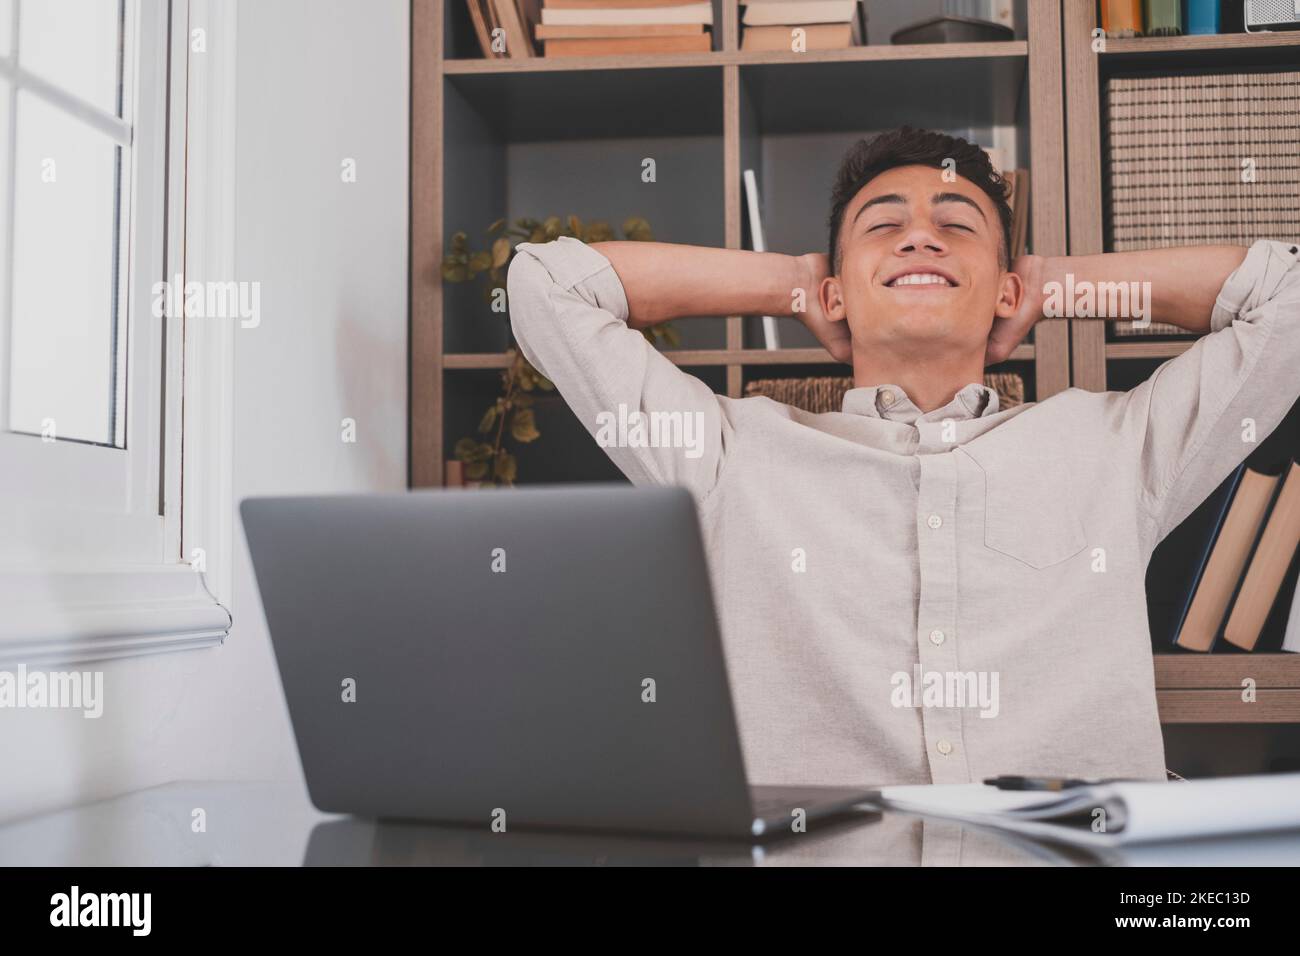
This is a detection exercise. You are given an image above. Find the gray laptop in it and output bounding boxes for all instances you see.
[241,485,877,840]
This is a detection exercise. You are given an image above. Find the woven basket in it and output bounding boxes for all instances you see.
[1106,71,1300,336]
[743,373,1025,415]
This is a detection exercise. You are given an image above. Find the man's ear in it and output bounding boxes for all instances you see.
[820,275,847,323]
[994,268,1023,320]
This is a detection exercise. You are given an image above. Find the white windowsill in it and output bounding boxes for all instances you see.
[0,566,231,667]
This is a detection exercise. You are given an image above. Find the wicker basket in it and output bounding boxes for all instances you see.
[743,373,1025,414]
[1106,71,1300,336]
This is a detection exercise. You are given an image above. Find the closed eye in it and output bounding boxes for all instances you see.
[866,222,897,232]
[944,223,976,232]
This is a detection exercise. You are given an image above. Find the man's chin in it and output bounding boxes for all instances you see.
[862,318,975,346]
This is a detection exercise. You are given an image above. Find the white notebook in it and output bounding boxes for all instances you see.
[867,773,1300,848]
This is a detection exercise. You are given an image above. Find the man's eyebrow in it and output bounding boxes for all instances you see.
[851,193,906,225]
[932,192,987,221]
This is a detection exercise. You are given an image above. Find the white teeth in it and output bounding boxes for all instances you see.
[889,273,952,287]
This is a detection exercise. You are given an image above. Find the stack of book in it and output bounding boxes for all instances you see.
[533,0,713,57]
[1162,415,1300,654]
[740,0,865,52]
[1105,71,1300,335]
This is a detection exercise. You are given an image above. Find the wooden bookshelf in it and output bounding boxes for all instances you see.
[414,1,1300,745]
[1156,655,1300,724]
[412,0,1070,488]
[1062,3,1300,729]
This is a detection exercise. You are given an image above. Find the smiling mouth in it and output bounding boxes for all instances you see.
[885,272,957,288]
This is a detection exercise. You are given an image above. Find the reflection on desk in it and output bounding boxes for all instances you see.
[2,781,1297,866]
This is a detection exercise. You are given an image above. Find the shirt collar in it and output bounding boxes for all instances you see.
[841,382,999,424]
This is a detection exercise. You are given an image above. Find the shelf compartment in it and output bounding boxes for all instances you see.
[442,66,726,354]
[734,48,1030,360]
[738,51,1026,136]
[442,365,728,484]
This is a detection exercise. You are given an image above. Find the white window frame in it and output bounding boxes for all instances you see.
[0,0,235,666]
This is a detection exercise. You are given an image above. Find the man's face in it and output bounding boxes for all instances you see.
[821,164,1020,359]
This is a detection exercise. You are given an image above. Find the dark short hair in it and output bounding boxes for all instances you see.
[827,127,1013,274]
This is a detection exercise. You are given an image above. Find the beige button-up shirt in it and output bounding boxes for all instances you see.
[507,236,1300,787]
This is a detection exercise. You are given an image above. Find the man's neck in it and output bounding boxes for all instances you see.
[850,348,986,414]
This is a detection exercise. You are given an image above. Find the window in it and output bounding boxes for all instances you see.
[0,0,233,665]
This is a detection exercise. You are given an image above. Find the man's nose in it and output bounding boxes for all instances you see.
[895,224,946,255]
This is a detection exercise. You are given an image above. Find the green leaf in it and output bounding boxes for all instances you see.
[465,460,488,481]
[494,450,518,484]
[486,218,506,235]
[478,404,498,434]
[542,216,562,240]
[454,437,479,460]
[511,408,540,443]
[442,261,469,283]
[468,250,493,274]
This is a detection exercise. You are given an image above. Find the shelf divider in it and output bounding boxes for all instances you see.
[412,0,444,487]
[1063,0,1107,393]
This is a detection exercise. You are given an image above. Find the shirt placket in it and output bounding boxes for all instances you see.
[915,438,972,785]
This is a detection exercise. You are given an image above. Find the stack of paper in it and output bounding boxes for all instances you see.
[866,773,1300,848]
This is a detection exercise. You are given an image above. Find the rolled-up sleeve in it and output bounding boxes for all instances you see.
[1120,239,1300,548]
[507,236,728,499]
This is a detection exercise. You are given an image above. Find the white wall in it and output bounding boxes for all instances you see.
[0,0,409,823]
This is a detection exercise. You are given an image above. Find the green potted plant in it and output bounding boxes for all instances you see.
[442,214,675,487]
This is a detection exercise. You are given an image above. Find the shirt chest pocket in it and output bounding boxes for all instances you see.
[960,446,1088,570]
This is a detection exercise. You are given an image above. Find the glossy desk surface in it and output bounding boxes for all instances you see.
[2,781,1299,867]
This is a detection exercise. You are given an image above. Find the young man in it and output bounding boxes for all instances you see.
[506,127,1300,788]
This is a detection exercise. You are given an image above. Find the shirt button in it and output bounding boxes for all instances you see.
[929,629,945,645]
[880,389,895,407]
[936,739,953,756]
[926,513,943,529]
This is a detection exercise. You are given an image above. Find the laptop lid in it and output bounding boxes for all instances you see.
[241,485,756,837]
